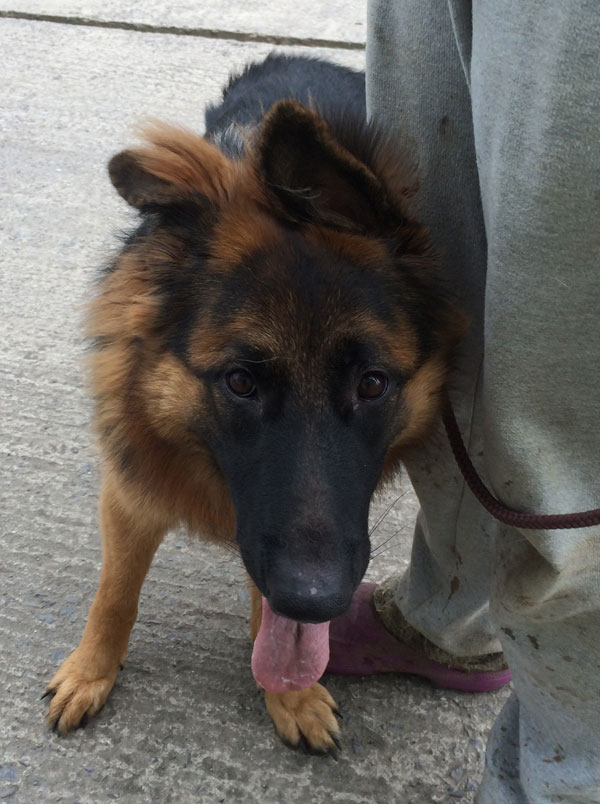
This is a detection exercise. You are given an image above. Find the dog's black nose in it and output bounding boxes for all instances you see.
[268,585,351,624]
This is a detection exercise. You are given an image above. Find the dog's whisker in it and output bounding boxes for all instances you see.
[371,533,398,558]
[370,545,398,560]
[370,523,411,559]
[370,530,399,555]
[370,543,400,560]
[220,541,242,558]
[368,491,406,538]
[370,544,398,560]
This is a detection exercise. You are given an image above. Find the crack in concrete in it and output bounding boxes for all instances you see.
[0,9,365,50]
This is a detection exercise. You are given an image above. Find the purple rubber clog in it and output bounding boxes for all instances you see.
[327,583,511,692]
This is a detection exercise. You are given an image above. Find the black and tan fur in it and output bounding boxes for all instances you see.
[45,55,464,752]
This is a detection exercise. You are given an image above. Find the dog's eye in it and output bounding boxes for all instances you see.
[227,369,256,398]
[357,372,388,400]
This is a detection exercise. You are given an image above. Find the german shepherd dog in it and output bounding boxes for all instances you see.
[45,54,464,752]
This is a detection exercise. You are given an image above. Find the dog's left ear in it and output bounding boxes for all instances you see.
[256,100,394,232]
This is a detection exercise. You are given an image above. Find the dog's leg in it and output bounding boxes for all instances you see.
[250,581,341,754]
[45,477,166,733]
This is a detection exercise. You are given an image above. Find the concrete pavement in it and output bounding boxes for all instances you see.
[0,6,509,803]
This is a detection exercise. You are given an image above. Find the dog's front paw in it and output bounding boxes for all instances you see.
[44,648,119,734]
[264,683,341,754]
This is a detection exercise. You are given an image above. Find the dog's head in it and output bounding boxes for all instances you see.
[97,101,464,627]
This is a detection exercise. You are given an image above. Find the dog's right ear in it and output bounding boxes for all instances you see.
[108,121,233,210]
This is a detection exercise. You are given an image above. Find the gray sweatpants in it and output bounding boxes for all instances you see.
[367,1,600,801]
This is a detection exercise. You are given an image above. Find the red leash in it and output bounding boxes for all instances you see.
[442,401,600,530]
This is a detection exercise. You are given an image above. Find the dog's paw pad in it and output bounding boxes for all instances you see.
[264,683,341,754]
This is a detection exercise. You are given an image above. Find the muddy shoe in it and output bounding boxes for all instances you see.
[327,580,511,692]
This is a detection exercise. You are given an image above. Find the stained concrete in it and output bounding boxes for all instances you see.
[2,2,366,45]
[0,8,509,803]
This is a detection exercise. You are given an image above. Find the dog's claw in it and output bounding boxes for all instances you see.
[332,735,342,751]
[265,683,342,756]
[40,689,53,701]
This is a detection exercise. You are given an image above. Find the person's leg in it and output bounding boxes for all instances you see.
[367,0,505,657]
[341,0,600,801]
[470,2,600,801]
[330,0,503,669]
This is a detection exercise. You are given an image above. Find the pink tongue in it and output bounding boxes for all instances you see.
[251,596,330,692]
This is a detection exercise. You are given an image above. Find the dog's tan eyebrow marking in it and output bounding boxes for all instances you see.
[239,355,290,364]
[186,337,291,373]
